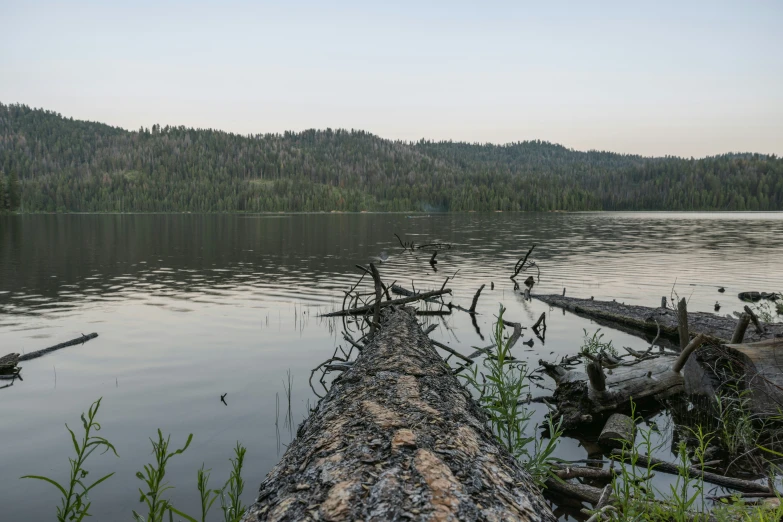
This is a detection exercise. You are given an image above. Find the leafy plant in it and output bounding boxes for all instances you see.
[460,305,562,486]
[220,442,248,522]
[608,399,661,520]
[169,464,221,522]
[132,430,193,522]
[580,328,618,358]
[754,301,775,323]
[21,397,118,522]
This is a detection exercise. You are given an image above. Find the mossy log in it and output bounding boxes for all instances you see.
[243,307,555,522]
[535,294,783,344]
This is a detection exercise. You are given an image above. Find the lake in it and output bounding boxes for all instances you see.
[1,212,782,521]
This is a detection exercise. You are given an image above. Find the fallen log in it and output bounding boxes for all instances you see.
[321,289,452,317]
[598,413,635,448]
[544,478,603,504]
[610,449,770,494]
[723,338,783,417]
[243,307,555,522]
[17,333,99,362]
[541,336,706,428]
[553,466,616,481]
[677,298,689,350]
[738,292,781,302]
[0,353,20,374]
[534,294,783,344]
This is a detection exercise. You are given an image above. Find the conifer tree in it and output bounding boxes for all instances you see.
[0,172,6,211]
[6,170,20,211]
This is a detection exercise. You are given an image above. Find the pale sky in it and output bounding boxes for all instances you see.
[1,0,781,157]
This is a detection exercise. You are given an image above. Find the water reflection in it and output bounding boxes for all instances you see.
[0,213,782,521]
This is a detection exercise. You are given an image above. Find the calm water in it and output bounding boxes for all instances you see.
[1,212,782,521]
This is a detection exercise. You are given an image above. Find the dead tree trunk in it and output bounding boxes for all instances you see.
[322,289,452,317]
[677,298,689,350]
[243,307,555,522]
[17,333,99,362]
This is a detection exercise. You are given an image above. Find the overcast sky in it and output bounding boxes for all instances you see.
[1,0,781,157]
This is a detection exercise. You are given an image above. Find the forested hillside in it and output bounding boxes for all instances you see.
[1,102,781,212]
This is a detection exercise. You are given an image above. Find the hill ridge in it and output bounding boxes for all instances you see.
[1,102,781,212]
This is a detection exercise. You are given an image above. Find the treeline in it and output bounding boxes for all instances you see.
[1,102,782,212]
[0,170,21,212]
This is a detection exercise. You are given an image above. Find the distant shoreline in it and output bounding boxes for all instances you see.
[3,210,783,216]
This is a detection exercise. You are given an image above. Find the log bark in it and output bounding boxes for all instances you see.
[586,360,606,392]
[744,305,764,334]
[543,478,603,504]
[598,414,635,448]
[723,339,783,418]
[243,307,555,522]
[677,298,689,350]
[610,449,770,493]
[672,334,705,373]
[0,352,20,371]
[731,314,751,344]
[534,294,783,344]
[369,263,382,336]
[390,285,444,306]
[322,289,452,317]
[18,333,98,362]
[468,284,485,314]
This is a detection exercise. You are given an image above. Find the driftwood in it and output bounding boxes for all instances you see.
[541,335,706,428]
[544,478,603,504]
[731,314,751,344]
[510,245,536,283]
[0,353,20,374]
[322,289,452,317]
[723,339,783,417]
[391,285,445,306]
[598,413,635,448]
[677,298,689,350]
[243,307,555,522]
[610,449,770,493]
[16,333,99,362]
[738,292,781,302]
[744,305,764,335]
[468,284,485,314]
[534,294,783,344]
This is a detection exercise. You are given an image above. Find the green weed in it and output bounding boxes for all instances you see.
[460,305,562,486]
[715,381,756,457]
[220,442,248,522]
[132,430,193,522]
[21,397,118,522]
[580,328,618,358]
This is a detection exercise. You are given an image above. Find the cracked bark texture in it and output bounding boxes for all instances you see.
[242,306,555,522]
[535,294,783,344]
